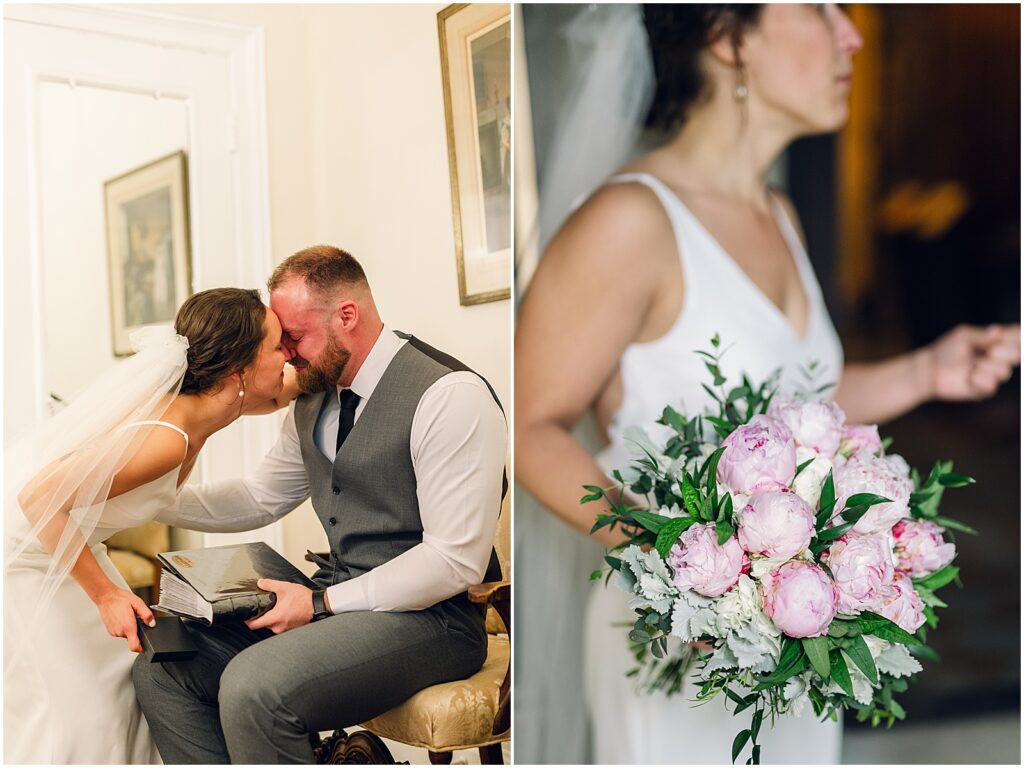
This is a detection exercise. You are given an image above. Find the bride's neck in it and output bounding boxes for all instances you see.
[656,97,794,207]
[168,392,243,441]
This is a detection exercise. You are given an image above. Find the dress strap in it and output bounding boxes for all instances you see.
[122,420,190,448]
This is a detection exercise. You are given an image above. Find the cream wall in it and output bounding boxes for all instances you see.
[150,4,512,567]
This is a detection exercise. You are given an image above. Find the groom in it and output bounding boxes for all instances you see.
[133,245,507,763]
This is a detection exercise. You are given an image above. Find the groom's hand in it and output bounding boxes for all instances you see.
[245,579,314,634]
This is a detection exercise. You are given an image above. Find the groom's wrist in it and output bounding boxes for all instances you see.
[311,587,333,620]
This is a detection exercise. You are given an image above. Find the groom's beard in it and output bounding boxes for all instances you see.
[294,335,351,394]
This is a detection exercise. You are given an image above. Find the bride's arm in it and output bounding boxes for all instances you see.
[770,192,1020,424]
[16,428,186,651]
[516,184,679,549]
[835,324,1020,424]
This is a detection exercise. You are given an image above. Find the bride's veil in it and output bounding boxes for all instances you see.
[4,326,188,683]
[514,5,654,763]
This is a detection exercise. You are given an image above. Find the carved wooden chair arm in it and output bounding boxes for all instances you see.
[468,580,511,736]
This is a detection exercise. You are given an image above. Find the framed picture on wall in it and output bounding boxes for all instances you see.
[103,151,193,356]
[438,3,511,306]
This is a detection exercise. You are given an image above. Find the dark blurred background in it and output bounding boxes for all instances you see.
[788,3,1020,726]
[522,3,1020,761]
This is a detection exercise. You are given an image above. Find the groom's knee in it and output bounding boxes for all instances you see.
[219,649,293,729]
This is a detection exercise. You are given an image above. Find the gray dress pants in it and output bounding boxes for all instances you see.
[132,603,487,763]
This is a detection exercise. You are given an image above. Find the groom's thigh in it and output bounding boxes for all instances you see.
[158,620,274,704]
[218,607,486,731]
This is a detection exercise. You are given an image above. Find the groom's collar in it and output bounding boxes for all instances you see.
[338,325,403,403]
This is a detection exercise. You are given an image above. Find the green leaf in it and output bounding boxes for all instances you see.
[716,518,736,546]
[818,470,835,514]
[910,643,941,663]
[751,708,764,741]
[705,446,727,492]
[802,636,831,680]
[816,521,855,542]
[659,406,686,433]
[580,485,605,504]
[589,569,603,582]
[858,611,918,645]
[914,565,959,591]
[932,516,978,535]
[889,699,907,720]
[654,517,696,558]
[845,634,879,685]
[629,510,671,534]
[604,555,622,571]
[830,652,854,698]
[938,472,974,488]
[679,474,702,518]
[844,492,892,508]
[732,729,751,764]
[794,458,814,477]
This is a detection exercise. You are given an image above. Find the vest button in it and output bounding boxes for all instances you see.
[332,486,340,495]
[329,517,337,526]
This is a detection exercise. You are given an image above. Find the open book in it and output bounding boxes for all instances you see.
[153,541,317,625]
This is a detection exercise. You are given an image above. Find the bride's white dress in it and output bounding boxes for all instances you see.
[583,173,846,764]
[3,421,188,764]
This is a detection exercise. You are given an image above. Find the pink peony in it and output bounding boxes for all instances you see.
[761,561,839,638]
[667,523,748,597]
[833,455,914,534]
[767,396,846,457]
[717,415,797,494]
[737,490,816,560]
[839,424,884,460]
[892,520,956,578]
[870,572,926,633]
[822,534,895,614]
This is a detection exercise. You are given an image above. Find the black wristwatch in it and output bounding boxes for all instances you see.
[311,589,332,621]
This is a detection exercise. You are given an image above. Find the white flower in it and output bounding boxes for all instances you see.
[711,575,782,670]
[792,445,834,510]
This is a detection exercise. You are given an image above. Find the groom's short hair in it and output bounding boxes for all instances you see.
[268,245,369,297]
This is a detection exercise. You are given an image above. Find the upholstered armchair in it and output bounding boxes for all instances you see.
[312,490,511,764]
[105,520,169,604]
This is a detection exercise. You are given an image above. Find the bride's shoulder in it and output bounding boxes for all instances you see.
[107,425,187,498]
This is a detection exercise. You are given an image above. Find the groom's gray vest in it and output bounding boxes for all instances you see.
[294,331,504,613]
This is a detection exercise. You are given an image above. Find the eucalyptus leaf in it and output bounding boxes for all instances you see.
[802,636,831,680]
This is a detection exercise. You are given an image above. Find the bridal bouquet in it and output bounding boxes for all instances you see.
[584,337,975,765]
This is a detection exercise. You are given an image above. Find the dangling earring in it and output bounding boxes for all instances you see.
[734,68,748,102]
[238,375,246,399]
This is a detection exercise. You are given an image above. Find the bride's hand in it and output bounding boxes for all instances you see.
[95,587,156,653]
[923,323,1020,401]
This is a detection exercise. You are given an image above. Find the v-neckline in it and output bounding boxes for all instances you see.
[653,177,816,343]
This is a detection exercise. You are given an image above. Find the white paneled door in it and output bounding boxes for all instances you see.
[5,5,282,550]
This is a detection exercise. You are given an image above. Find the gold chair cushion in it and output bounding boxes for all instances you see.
[105,521,169,559]
[107,549,156,589]
[361,634,509,751]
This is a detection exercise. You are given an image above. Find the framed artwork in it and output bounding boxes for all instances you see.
[103,151,192,356]
[438,3,511,306]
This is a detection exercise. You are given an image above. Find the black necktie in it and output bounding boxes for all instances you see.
[336,389,361,452]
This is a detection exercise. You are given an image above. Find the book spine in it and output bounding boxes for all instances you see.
[210,592,277,623]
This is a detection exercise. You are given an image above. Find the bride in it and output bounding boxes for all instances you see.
[514,4,1020,764]
[4,287,299,763]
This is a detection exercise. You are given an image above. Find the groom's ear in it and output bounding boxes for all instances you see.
[333,299,359,331]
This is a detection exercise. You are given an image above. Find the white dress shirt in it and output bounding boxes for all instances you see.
[161,327,507,614]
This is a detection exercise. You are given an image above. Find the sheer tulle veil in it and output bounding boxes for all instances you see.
[4,326,189,679]
[515,5,655,762]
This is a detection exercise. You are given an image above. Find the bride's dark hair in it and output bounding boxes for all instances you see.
[643,4,764,132]
[174,288,267,394]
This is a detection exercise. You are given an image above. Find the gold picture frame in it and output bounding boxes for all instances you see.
[103,151,193,356]
[438,3,512,306]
